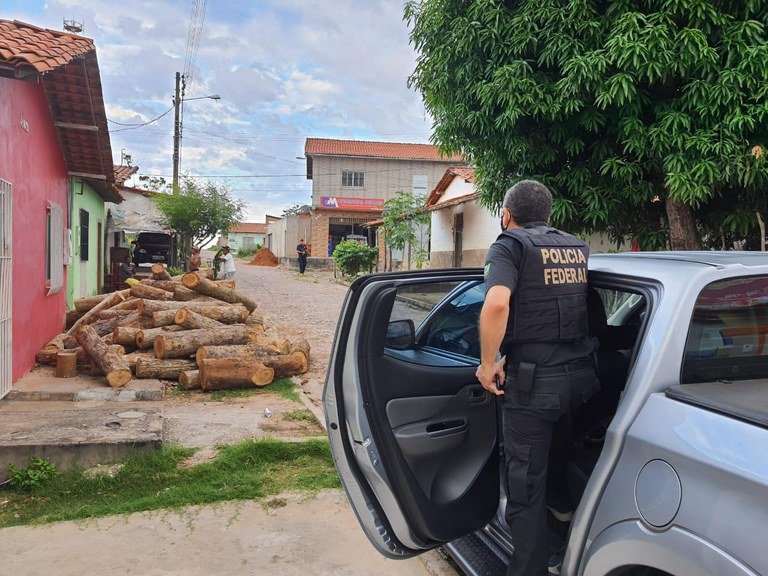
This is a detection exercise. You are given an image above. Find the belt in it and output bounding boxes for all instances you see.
[506,358,594,405]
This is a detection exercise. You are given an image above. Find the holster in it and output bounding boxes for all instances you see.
[516,361,536,405]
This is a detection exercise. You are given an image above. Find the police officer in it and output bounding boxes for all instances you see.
[476,180,599,576]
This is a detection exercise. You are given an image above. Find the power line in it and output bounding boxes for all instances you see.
[108,106,175,132]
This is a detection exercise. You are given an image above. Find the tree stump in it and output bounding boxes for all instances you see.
[136,325,185,349]
[74,293,111,313]
[181,273,257,312]
[174,308,225,330]
[135,358,196,379]
[179,370,200,390]
[151,263,172,280]
[75,325,132,387]
[155,325,251,359]
[55,350,78,378]
[130,283,173,301]
[199,358,274,390]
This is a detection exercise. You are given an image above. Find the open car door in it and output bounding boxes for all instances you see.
[324,269,499,558]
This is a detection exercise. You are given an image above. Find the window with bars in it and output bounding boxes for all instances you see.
[342,170,364,187]
[79,209,89,261]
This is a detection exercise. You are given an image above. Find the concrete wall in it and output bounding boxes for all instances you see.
[430,199,498,269]
[268,215,311,258]
[0,76,69,382]
[226,232,265,251]
[310,156,460,207]
[67,179,104,308]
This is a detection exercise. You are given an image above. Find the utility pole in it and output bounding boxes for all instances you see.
[172,71,182,194]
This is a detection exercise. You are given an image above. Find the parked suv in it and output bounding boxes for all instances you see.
[324,252,768,576]
[132,231,173,266]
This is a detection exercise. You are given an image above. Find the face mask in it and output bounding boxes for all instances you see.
[500,215,507,232]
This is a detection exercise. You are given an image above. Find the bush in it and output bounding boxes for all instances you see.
[167,266,185,276]
[332,240,378,278]
[236,245,261,259]
[8,457,58,491]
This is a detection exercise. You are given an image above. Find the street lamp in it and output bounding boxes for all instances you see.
[172,71,221,193]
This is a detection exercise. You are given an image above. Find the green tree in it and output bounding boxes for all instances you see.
[332,240,379,278]
[381,190,431,269]
[153,178,246,258]
[406,1,768,250]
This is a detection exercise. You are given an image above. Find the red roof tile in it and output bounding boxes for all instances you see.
[0,20,93,73]
[426,167,476,206]
[229,222,267,234]
[425,192,480,211]
[114,165,139,185]
[305,138,464,162]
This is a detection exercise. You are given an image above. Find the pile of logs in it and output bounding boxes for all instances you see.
[38,263,310,391]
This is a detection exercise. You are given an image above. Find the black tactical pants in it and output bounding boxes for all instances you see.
[503,360,599,576]
[298,254,307,274]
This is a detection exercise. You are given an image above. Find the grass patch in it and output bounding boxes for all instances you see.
[0,438,339,528]
[207,378,301,403]
[283,409,316,423]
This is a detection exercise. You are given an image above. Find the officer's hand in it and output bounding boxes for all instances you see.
[476,362,504,396]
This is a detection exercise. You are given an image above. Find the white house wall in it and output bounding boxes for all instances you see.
[430,199,497,268]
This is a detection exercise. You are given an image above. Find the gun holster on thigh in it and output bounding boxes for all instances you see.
[517,361,536,405]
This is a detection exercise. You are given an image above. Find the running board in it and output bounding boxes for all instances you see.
[445,531,509,576]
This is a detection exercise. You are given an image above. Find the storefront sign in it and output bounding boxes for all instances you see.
[320,196,384,211]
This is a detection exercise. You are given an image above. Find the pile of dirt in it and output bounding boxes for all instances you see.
[248,247,279,267]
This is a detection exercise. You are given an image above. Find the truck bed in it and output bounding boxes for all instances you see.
[666,380,768,429]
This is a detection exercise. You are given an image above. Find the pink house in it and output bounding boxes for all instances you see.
[0,20,117,393]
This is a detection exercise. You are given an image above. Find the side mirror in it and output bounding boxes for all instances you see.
[385,319,415,350]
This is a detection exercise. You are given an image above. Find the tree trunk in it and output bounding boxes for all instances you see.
[112,298,140,311]
[665,197,701,250]
[178,370,200,390]
[152,309,179,327]
[67,289,130,336]
[65,309,84,329]
[37,334,65,364]
[290,338,311,366]
[151,263,172,280]
[757,212,766,251]
[135,357,196,379]
[155,325,252,359]
[130,283,173,301]
[117,310,141,327]
[55,351,78,378]
[216,280,236,289]
[74,293,111,313]
[172,285,199,301]
[174,308,225,330]
[199,358,274,390]
[181,273,257,312]
[123,351,155,372]
[139,299,221,317]
[97,309,133,320]
[113,326,143,347]
[63,316,120,349]
[141,279,180,292]
[196,343,285,365]
[189,304,249,324]
[136,325,185,349]
[74,325,132,387]
[261,352,308,378]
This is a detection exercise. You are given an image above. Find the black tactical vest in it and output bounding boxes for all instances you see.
[500,226,589,344]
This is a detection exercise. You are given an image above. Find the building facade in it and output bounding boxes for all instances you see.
[223,223,267,252]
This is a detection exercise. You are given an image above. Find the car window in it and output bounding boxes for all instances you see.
[137,233,171,244]
[682,275,768,384]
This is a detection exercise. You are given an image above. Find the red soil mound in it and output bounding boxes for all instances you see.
[248,247,279,267]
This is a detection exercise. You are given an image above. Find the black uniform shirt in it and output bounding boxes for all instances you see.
[484,223,594,367]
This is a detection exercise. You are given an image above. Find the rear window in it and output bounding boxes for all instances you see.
[682,276,768,383]
[137,233,171,244]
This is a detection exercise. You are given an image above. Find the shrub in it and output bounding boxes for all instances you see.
[167,266,185,276]
[8,457,58,491]
[236,245,261,259]
[332,240,378,278]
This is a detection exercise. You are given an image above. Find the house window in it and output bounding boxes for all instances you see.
[45,211,51,283]
[79,209,89,261]
[413,175,428,196]
[46,201,64,295]
[243,236,255,248]
[342,170,364,187]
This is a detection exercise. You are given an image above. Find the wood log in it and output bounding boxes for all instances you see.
[152,309,178,327]
[97,309,133,320]
[74,293,111,313]
[123,351,155,373]
[195,343,283,364]
[136,325,185,349]
[172,285,199,301]
[196,268,214,279]
[261,352,308,378]
[151,263,172,280]
[155,325,252,359]
[67,289,130,336]
[74,325,132,387]
[62,316,120,349]
[245,312,264,326]
[181,273,257,312]
[117,310,141,327]
[66,309,84,329]
[139,299,218,316]
[174,308,225,330]
[112,298,140,311]
[290,338,311,368]
[199,358,274,390]
[215,279,236,289]
[130,283,173,301]
[135,357,196,380]
[141,279,180,292]
[37,334,66,364]
[113,326,143,347]
[81,344,126,374]
[187,305,249,324]
[55,351,78,378]
[179,370,200,390]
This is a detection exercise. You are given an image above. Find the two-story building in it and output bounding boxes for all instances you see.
[304,138,465,265]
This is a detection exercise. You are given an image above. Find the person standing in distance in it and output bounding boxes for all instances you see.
[476,180,599,576]
[217,246,237,280]
[297,238,308,274]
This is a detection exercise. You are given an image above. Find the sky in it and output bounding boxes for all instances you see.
[3,0,433,221]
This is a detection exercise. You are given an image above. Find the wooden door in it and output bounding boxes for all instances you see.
[97,221,103,293]
[453,212,464,268]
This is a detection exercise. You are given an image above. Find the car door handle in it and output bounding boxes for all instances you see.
[468,386,490,406]
[426,419,467,438]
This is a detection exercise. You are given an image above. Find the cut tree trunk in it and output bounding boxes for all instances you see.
[261,352,308,378]
[141,279,180,292]
[135,357,196,379]
[67,289,130,336]
[130,283,173,301]
[181,273,257,312]
[66,309,84,328]
[74,293,111,313]
[97,309,133,320]
[113,326,143,347]
[139,299,221,317]
[245,312,264,327]
[172,285,199,301]
[199,358,274,390]
[174,308,225,330]
[117,310,141,327]
[196,343,284,365]
[74,325,132,387]
[665,196,702,250]
[123,351,155,372]
[290,338,311,367]
[55,351,78,378]
[152,309,178,327]
[62,316,120,349]
[216,280,235,289]
[112,298,140,311]
[136,325,185,349]
[179,370,200,390]
[155,325,252,359]
[186,304,249,324]
[151,263,172,280]
[37,335,66,364]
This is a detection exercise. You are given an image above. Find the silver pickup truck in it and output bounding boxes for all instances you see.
[324,252,768,576]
